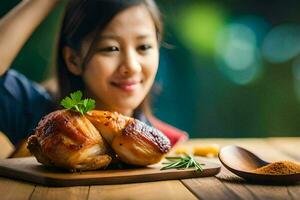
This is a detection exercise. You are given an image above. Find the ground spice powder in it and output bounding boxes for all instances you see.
[252,161,300,175]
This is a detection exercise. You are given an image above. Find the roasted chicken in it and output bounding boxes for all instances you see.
[27,110,112,171]
[86,110,171,166]
[27,110,171,171]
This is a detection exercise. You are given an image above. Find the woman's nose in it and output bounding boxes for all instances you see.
[119,50,141,76]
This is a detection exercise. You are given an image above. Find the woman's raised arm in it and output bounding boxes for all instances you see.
[0,0,61,76]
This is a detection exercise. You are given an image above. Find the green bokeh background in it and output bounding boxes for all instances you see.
[1,0,300,138]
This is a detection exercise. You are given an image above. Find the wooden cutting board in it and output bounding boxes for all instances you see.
[0,157,221,186]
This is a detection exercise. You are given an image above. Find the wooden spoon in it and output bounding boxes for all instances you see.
[218,145,300,184]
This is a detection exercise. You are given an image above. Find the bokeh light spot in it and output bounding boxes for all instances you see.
[262,24,300,63]
[174,3,226,56]
[215,22,262,85]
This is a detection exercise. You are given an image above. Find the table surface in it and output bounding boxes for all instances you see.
[0,137,299,200]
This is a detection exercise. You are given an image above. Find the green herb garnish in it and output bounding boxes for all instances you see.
[160,155,204,172]
[60,90,95,115]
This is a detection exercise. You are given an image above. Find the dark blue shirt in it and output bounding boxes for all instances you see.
[0,70,55,145]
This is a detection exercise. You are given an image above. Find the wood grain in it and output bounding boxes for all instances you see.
[0,177,34,200]
[287,185,300,200]
[215,167,257,200]
[182,177,242,200]
[244,184,292,200]
[267,137,300,161]
[31,186,89,200]
[89,180,197,200]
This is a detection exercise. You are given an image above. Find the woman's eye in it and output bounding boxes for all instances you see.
[138,44,152,51]
[99,46,119,52]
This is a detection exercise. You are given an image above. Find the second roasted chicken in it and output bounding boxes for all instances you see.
[86,110,171,166]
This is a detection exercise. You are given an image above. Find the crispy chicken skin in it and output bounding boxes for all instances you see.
[86,110,171,166]
[27,110,112,171]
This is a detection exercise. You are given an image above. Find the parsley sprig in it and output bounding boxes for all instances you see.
[160,155,204,172]
[60,90,95,115]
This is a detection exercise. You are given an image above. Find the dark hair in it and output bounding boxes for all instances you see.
[56,0,162,116]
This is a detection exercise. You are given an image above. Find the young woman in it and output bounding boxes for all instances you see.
[0,0,187,151]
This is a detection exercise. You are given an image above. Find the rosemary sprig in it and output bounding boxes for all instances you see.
[160,155,204,172]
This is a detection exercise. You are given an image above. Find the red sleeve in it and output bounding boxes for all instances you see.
[149,116,188,146]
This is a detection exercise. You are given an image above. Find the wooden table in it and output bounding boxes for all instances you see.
[0,138,299,200]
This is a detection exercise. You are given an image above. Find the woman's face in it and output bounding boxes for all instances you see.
[79,5,159,116]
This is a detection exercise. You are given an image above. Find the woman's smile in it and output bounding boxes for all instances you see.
[111,79,142,92]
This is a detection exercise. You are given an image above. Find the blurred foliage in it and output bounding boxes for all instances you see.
[1,0,300,137]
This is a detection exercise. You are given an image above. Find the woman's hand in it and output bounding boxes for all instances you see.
[0,0,64,75]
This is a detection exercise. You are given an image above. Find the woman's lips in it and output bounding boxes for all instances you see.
[111,80,141,92]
